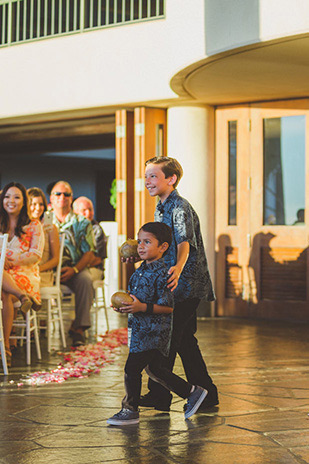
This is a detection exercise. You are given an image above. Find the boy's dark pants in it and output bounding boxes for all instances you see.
[122,350,192,411]
[147,298,216,406]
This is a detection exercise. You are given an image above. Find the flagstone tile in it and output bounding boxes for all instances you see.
[266,429,309,447]
[227,410,309,432]
[154,442,301,464]
[15,405,110,426]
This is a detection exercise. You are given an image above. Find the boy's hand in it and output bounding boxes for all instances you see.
[111,305,124,313]
[167,265,181,292]
[119,295,145,313]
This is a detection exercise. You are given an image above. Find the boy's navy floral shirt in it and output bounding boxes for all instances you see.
[128,258,173,357]
[155,189,215,304]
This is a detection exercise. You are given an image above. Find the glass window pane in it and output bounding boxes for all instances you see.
[263,115,305,226]
[228,121,237,225]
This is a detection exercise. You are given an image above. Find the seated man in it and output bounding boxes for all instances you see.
[50,181,96,347]
[73,196,107,282]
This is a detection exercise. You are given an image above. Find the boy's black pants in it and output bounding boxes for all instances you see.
[122,350,192,411]
[146,298,216,405]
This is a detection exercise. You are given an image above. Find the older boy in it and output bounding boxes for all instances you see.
[140,156,218,411]
[107,222,207,426]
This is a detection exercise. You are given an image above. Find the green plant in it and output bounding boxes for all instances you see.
[110,178,117,210]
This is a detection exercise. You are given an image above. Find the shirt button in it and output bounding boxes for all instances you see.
[139,273,142,276]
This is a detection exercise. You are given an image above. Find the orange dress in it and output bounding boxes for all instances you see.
[6,220,44,309]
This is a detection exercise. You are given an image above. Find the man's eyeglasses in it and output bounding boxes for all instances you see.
[52,192,72,197]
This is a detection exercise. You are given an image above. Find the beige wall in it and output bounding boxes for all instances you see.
[2,0,309,120]
[0,0,206,119]
[205,0,309,55]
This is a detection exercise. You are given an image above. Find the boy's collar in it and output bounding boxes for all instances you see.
[159,188,179,206]
[141,257,165,268]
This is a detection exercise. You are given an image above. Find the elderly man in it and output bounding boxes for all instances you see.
[73,196,107,282]
[50,181,96,347]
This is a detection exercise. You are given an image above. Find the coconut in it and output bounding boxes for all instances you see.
[119,239,139,259]
[111,291,134,309]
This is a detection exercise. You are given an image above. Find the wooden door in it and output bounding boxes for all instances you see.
[216,101,309,321]
[134,107,167,234]
[215,107,251,317]
[249,101,309,320]
[115,107,167,290]
[115,109,135,290]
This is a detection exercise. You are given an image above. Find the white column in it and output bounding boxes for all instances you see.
[167,106,216,316]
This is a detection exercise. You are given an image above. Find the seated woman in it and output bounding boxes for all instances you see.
[28,187,60,287]
[0,182,44,366]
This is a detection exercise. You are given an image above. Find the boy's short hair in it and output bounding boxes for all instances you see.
[145,156,183,188]
[139,222,172,247]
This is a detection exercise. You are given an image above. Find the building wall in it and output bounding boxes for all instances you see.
[2,1,309,120]
[0,0,206,119]
[205,0,309,55]
[2,0,306,177]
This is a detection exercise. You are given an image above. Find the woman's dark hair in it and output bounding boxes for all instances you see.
[27,187,48,220]
[139,222,172,247]
[0,182,31,237]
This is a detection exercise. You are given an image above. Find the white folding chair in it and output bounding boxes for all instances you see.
[10,299,42,365]
[92,279,109,334]
[0,234,9,375]
[39,234,67,352]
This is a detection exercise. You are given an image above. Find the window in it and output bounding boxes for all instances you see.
[228,121,237,225]
[0,0,165,46]
[263,115,305,226]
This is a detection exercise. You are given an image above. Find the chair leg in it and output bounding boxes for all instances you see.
[94,290,99,336]
[33,311,41,360]
[47,299,52,353]
[0,312,8,374]
[57,297,66,349]
[20,324,25,347]
[26,313,31,365]
[102,284,109,332]
[0,339,8,375]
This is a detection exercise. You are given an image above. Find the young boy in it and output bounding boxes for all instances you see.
[140,157,218,412]
[107,222,207,426]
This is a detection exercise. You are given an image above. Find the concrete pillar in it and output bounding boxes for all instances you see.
[167,106,216,316]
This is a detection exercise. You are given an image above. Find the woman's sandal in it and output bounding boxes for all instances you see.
[19,295,33,315]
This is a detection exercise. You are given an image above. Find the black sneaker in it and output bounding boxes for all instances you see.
[139,392,171,412]
[184,386,219,412]
[200,387,219,409]
[184,386,208,419]
[107,408,139,426]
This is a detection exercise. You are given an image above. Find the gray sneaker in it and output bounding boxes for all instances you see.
[107,408,139,426]
[184,386,208,419]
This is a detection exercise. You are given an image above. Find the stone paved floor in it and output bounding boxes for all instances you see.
[1,312,309,464]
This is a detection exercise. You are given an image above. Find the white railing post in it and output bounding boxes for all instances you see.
[79,0,84,31]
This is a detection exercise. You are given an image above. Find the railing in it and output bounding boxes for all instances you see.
[0,0,165,47]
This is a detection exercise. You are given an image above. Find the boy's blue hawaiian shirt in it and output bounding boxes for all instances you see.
[54,211,96,266]
[128,258,173,357]
[155,189,215,304]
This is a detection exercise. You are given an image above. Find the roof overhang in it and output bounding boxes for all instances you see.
[170,33,309,106]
